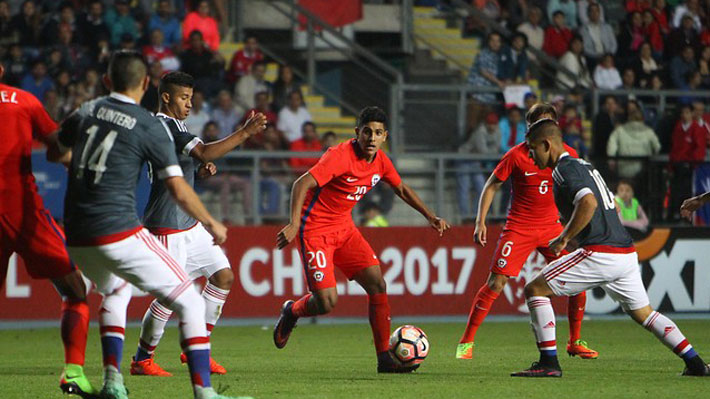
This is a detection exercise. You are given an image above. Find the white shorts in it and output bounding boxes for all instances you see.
[153,223,230,280]
[68,229,192,304]
[540,248,650,311]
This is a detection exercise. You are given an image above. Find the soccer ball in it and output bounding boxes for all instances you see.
[388,325,429,366]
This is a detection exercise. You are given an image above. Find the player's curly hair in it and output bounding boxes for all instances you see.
[159,71,194,96]
[357,106,388,129]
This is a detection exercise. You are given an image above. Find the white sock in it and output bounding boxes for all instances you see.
[527,296,557,356]
[138,300,173,356]
[642,311,696,359]
[202,283,229,336]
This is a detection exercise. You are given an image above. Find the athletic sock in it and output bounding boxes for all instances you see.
[567,291,586,343]
[368,293,391,354]
[642,311,702,370]
[527,296,559,367]
[182,339,211,391]
[100,326,125,373]
[202,283,229,337]
[61,299,89,366]
[290,294,314,318]
[136,300,172,362]
[459,285,499,343]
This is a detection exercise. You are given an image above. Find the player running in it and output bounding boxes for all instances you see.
[457,103,597,360]
[512,118,709,377]
[0,63,96,398]
[48,51,248,399]
[273,106,451,372]
[129,71,266,377]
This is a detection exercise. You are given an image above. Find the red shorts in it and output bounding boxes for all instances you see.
[0,208,76,285]
[298,226,379,291]
[489,224,569,277]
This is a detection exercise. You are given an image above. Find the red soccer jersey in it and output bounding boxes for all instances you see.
[301,140,401,235]
[493,142,578,229]
[0,83,57,214]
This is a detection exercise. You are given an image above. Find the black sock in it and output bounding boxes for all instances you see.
[377,351,392,365]
[539,353,560,369]
[685,354,706,372]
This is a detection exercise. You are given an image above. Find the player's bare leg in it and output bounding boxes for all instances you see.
[457,272,508,359]
[53,271,99,398]
[273,287,335,349]
[627,305,710,376]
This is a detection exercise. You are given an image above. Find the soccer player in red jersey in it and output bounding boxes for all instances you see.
[0,64,96,397]
[456,103,598,360]
[273,106,450,372]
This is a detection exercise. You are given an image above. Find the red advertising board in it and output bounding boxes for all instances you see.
[2,226,709,320]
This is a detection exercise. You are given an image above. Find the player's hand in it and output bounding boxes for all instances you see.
[277,223,299,249]
[429,216,450,236]
[680,196,704,221]
[473,221,487,247]
[204,220,228,245]
[548,235,568,257]
[197,162,217,179]
[242,111,268,136]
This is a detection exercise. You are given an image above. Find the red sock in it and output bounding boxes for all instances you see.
[61,300,90,365]
[568,292,586,343]
[368,293,391,354]
[459,285,499,344]
[291,294,314,317]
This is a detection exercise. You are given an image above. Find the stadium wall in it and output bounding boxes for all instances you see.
[2,226,708,321]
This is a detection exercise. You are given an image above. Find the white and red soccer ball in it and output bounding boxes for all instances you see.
[388,325,429,366]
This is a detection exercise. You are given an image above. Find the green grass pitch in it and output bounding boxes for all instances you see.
[1,319,709,398]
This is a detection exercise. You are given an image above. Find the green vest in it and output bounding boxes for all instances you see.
[365,215,389,227]
[615,197,639,221]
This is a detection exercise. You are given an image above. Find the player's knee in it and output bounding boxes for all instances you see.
[209,268,234,290]
[487,274,508,293]
[523,280,544,298]
[364,278,387,295]
[314,293,337,314]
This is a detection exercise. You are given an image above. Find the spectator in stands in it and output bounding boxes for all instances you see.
[105,0,138,46]
[626,0,651,12]
[289,121,322,172]
[43,88,61,121]
[148,0,181,48]
[516,6,543,60]
[543,11,572,59]
[241,91,277,126]
[118,32,136,51]
[593,95,622,156]
[360,202,389,227]
[21,60,53,101]
[78,0,110,56]
[499,106,526,153]
[55,22,90,80]
[607,103,661,178]
[666,14,701,59]
[278,90,312,142]
[182,0,220,51]
[500,32,529,82]
[578,0,606,25]
[672,0,702,30]
[3,44,27,86]
[12,0,42,53]
[670,45,698,89]
[211,89,243,138]
[180,30,224,97]
[143,28,180,72]
[698,46,710,87]
[641,10,664,55]
[185,89,211,136]
[228,36,264,84]
[322,131,337,150]
[472,0,501,20]
[272,64,299,111]
[650,0,670,35]
[633,42,661,88]
[614,180,650,233]
[559,103,583,133]
[579,3,617,68]
[198,121,252,223]
[556,35,593,89]
[140,61,163,113]
[691,101,710,159]
[523,92,538,111]
[0,1,17,49]
[41,2,77,46]
[456,112,500,221]
[256,124,288,217]
[235,61,270,110]
[593,53,623,89]
[467,32,505,132]
[669,105,707,220]
[76,67,103,100]
[563,120,589,158]
[547,0,578,28]
[617,11,645,59]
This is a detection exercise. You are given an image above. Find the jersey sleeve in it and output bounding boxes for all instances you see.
[553,161,594,205]
[56,109,84,151]
[308,147,348,187]
[143,118,183,180]
[171,120,203,156]
[27,93,58,138]
[492,148,517,182]
[381,152,402,187]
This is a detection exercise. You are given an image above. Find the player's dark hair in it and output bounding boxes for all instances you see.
[527,118,561,142]
[357,106,388,129]
[525,102,557,126]
[159,71,194,97]
[108,50,147,92]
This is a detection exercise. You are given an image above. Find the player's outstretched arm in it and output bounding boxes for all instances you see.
[196,162,217,179]
[190,111,267,162]
[549,193,597,255]
[277,172,318,249]
[474,173,504,247]
[163,176,227,245]
[680,192,710,221]
[391,182,451,236]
